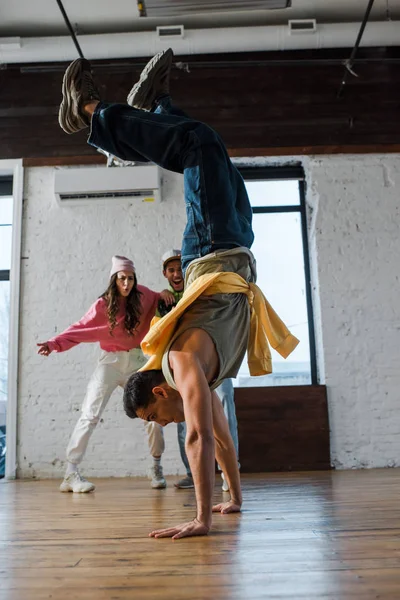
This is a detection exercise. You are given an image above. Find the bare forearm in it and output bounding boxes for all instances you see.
[215,437,242,505]
[185,433,215,528]
[210,390,242,505]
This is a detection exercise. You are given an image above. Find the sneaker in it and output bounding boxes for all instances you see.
[58,58,101,134]
[127,48,174,110]
[149,464,167,489]
[174,474,194,489]
[59,472,95,493]
[221,472,229,492]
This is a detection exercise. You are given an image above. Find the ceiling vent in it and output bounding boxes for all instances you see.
[288,19,317,34]
[157,25,185,39]
[54,165,161,206]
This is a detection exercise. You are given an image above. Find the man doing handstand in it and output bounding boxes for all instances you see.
[58,48,299,539]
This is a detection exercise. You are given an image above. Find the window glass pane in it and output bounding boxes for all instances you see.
[0,226,12,270]
[0,280,10,478]
[0,196,13,226]
[234,210,311,387]
[245,180,300,208]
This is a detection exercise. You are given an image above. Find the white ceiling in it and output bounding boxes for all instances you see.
[1,0,399,38]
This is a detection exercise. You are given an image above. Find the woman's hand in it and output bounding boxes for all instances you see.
[149,518,210,540]
[37,342,52,356]
[212,501,241,515]
[159,289,175,306]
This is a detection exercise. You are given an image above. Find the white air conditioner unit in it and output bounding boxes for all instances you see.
[54,165,161,206]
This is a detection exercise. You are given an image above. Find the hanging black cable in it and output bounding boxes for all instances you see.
[55,0,85,59]
[337,0,376,98]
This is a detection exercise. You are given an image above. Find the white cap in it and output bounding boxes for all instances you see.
[162,249,181,268]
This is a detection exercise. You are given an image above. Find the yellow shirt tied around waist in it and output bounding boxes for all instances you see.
[140,272,299,377]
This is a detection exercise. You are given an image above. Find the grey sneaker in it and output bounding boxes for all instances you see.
[58,58,100,134]
[221,472,229,492]
[127,48,173,110]
[149,464,167,489]
[59,472,95,493]
[174,474,194,489]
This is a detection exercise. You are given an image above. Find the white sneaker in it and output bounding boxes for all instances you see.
[149,463,166,489]
[59,472,95,493]
[221,472,229,492]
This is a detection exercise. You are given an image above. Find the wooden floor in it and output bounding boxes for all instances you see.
[1,471,400,600]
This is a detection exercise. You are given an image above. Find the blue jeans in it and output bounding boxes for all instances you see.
[88,98,254,272]
[177,379,239,476]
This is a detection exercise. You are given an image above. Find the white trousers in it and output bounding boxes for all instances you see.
[66,348,164,464]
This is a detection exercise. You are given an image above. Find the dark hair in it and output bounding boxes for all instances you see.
[101,272,142,335]
[123,370,165,419]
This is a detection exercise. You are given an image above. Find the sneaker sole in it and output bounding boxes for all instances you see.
[59,483,72,493]
[174,483,195,489]
[59,58,91,134]
[151,481,167,489]
[127,48,173,110]
[59,482,95,493]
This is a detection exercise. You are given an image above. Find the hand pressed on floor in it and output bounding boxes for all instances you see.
[149,518,209,540]
[212,501,241,515]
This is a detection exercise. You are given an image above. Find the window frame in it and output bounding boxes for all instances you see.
[0,160,23,479]
[0,175,13,281]
[239,166,317,385]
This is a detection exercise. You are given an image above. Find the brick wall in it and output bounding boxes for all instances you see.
[18,166,186,479]
[306,155,400,469]
[17,154,400,477]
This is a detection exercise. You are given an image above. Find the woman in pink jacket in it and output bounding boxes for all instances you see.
[37,256,173,493]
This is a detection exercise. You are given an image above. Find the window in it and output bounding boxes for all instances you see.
[0,176,13,478]
[234,166,316,387]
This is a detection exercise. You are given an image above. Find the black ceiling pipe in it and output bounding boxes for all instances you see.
[55,0,85,59]
[337,0,376,98]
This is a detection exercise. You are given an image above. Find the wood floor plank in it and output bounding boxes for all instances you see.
[1,471,400,599]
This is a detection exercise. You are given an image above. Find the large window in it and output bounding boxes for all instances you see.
[0,176,13,478]
[234,166,316,387]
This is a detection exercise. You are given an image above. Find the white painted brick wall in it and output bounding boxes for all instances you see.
[17,154,400,477]
[18,166,186,479]
[305,155,400,469]
[235,154,400,468]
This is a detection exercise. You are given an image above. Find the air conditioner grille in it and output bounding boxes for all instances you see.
[59,190,154,201]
